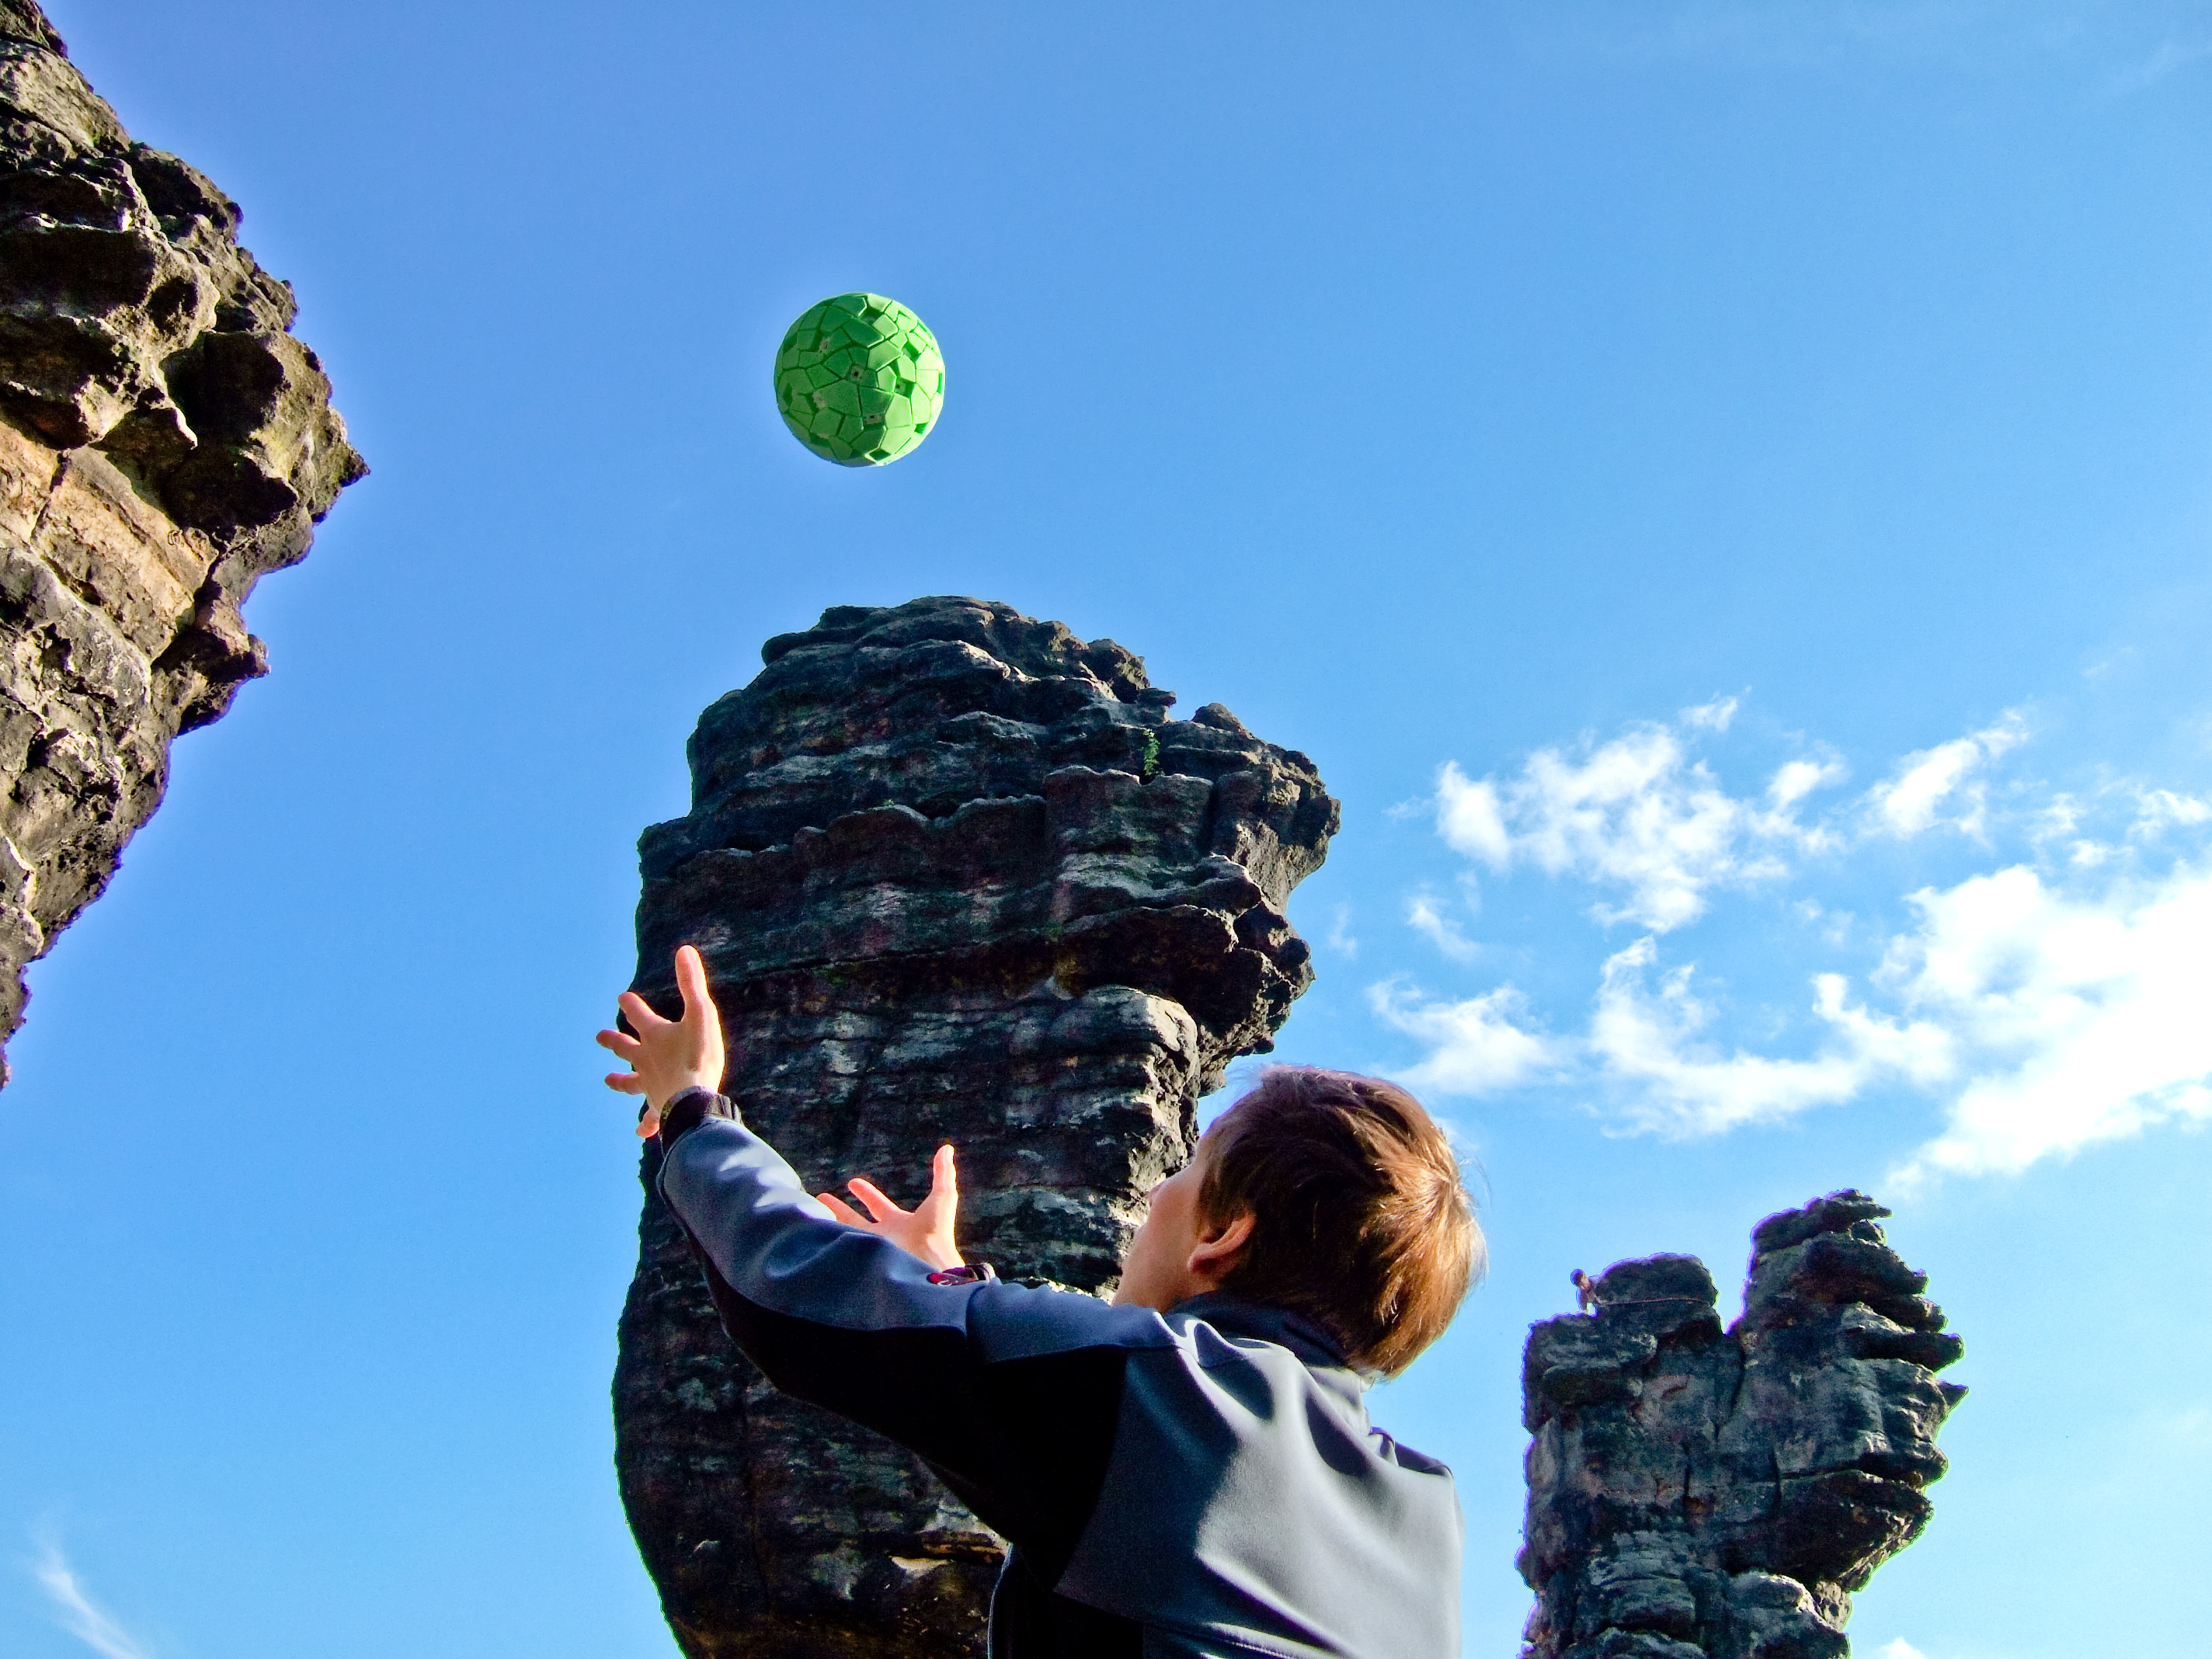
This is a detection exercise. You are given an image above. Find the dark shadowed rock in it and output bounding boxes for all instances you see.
[0,0,364,1066]
[614,596,1339,1658]
[1519,1192,1964,1659]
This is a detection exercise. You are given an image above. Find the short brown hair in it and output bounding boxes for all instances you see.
[1197,1066,1480,1377]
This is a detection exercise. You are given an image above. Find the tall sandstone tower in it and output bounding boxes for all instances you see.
[614,596,1339,1657]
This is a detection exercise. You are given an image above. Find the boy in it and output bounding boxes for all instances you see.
[600,946,1479,1658]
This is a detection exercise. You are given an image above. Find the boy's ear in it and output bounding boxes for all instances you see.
[1188,1209,1255,1279]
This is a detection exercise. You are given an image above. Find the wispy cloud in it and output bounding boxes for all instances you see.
[1862,715,2026,840]
[1391,704,2212,1179]
[1886,861,2212,1187]
[1589,938,1949,1136]
[1874,1641,1929,1659]
[1769,755,1848,811]
[30,1536,157,1659]
[1323,903,1358,958]
[1429,702,1834,934]
[2133,788,2212,837]
[1369,979,1556,1097]
[1405,891,1480,962]
[1680,694,1740,732]
[1560,861,2212,1164]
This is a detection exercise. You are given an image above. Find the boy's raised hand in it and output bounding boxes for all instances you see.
[817,1143,965,1271]
[596,944,727,1137]
[598,946,962,1266]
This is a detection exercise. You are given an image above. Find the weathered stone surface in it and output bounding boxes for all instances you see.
[614,596,1339,1658]
[1519,1193,1965,1659]
[0,0,364,1065]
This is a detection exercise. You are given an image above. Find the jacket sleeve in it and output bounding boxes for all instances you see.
[652,1088,1168,1570]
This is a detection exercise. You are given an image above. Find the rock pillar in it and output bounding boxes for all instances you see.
[1518,1192,1966,1659]
[613,596,1339,1657]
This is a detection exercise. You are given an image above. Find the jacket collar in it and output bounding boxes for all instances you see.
[1169,1292,1371,1399]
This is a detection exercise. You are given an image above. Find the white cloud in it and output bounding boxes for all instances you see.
[1405,891,1480,962]
[30,1537,156,1659]
[1401,703,2212,1179]
[1559,860,2212,1169]
[2133,788,2212,837]
[1768,755,1845,809]
[1588,938,1949,1136]
[1873,1641,1928,1659]
[2032,791,2085,841]
[1509,729,1751,930]
[1681,694,1739,731]
[1435,763,1510,864]
[1568,859,2212,1172]
[1431,722,1798,933]
[1887,862,2212,1186]
[2026,791,2117,869]
[1862,714,2026,840]
[1755,753,1849,854]
[1369,979,1556,1096]
[1323,903,1358,958]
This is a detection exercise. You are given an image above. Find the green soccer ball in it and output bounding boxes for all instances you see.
[773,293,945,466]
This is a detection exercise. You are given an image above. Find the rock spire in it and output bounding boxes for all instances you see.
[1519,1191,1966,1659]
[613,596,1338,1657]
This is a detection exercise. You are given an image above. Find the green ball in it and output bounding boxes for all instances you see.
[773,293,945,466]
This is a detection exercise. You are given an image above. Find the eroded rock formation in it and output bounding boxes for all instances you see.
[0,0,363,1063]
[614,596,1338,1658]
[1519,1192,1966,1659]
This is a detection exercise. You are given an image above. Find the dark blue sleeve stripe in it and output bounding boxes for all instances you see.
[657,1108,1178,1362]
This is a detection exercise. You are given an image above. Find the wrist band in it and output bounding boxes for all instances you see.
[926,1263,996,1285]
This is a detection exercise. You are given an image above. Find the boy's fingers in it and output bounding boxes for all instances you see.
[673,945,712,1018]
[817,1191,868,1226]
[596,1028,642,1059]
[931,1144,958,1196]
[846,1178,903,1223]
[616,989,668,1032]
[604,1071,646,1094]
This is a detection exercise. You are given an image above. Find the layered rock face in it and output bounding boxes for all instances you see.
[614,596,1339,1658]
[1519,1192,1966,1659]
[0,0,363,1062]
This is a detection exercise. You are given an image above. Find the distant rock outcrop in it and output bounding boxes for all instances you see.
[1518,1192,1966,1659]
[0,0,364,1066]
[614,596,1339,1658]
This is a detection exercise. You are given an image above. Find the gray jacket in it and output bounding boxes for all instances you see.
[656,1088,1462,1658]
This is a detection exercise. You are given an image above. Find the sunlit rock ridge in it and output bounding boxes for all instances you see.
[1519,1191,1965,1659]
[614,596,1340,1657]
[0,0,365,1067]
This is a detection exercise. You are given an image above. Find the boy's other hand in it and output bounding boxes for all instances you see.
[817,1144,965,1271]
[596,944,727,1136]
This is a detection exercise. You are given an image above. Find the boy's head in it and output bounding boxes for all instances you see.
[1113,1066,1481,1377]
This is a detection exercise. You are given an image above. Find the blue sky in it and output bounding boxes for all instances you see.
[2,3,2207,1657]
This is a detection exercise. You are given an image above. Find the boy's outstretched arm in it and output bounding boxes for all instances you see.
[596,948,1156,1566]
